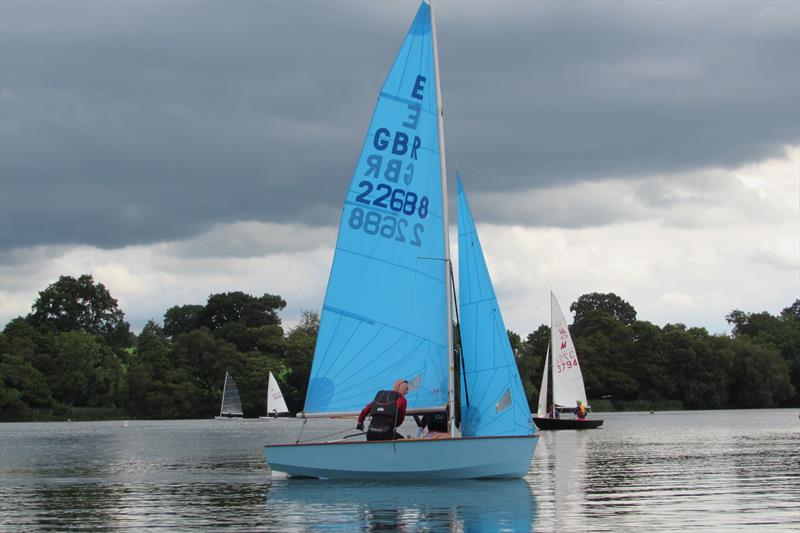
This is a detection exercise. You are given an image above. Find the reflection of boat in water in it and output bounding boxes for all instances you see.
[265,478,535,532]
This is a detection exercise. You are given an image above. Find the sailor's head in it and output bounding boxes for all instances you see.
[577,400,583,405]
[393,379,409,396]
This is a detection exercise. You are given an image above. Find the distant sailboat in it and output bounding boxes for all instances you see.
[264,1,536,479]
[215,371,244,419]
[532,293,603,430]
[260,371,290,419]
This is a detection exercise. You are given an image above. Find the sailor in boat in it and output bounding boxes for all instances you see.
[413,409,449,439]
[547,404,560,419]
[356,379,408,441]
[575,400,587,419]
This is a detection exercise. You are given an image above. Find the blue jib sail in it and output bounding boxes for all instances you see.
[457,175,533,436]
[304,2,448,415]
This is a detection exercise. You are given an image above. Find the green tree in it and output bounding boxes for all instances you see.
[127,321,199,418]
[283,311,319,411]
[163,305,203,337]
[0,335,56,420]
[48,331,124,408]
[727,300,800,405]
[662,324,732,409]
[728,339,794,407]
[27,274,133,350]
[572,311,638,401]
[199,292,286,330]
[171,328,245,417]
[571,292,637,327]
[628,320,672,401]
[517,324,549,408]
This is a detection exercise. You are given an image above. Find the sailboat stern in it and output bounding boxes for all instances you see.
[265,435,537,480]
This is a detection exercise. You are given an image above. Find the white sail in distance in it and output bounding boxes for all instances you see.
[267,372,289,415]
[550,292,589,408]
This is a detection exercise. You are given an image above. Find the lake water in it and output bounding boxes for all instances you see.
[1,410,798,531]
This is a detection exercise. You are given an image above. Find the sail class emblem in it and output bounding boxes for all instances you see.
[495,389,512,413]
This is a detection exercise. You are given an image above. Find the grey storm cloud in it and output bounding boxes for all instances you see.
[1,1,798,252]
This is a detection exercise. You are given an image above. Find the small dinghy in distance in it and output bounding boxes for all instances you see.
[215,371,244,419]
[260,371,291,419]
[532,293,604,430]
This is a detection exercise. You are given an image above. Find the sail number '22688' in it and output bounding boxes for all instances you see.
[346,73,432,248]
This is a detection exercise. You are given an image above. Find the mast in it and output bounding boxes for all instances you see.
[549,291,557,406]
[266,372,272,413]
[429,0,455,438]
[220,372,228,417]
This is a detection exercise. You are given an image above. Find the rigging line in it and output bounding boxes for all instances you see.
[297,426,355,444]
[327,328,404,392]
[469,367,499,420]
[294,418,308,444]
[335,335,428,391]
[305,311,346,406]
[393,18,415,95]
[461,294,501,307]
[321,323,384,389]
[322,304,446,349]
[449,259,469,407]
[335,238,447,285]
[330,351,429,405]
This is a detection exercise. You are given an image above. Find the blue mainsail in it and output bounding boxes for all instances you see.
[457,175,533,436]
[304,2,449,415]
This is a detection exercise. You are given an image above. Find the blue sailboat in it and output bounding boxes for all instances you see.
[264,0,536,479]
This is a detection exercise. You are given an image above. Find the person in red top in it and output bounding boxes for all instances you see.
[357,379,408,441]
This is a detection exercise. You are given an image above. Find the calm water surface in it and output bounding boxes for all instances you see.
[1,410,798,531]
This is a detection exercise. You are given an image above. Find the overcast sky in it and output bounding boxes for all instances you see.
[1,0,798,337]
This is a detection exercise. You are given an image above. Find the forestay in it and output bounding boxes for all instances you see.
[457,175,534,437]
[303,3,449,415]
[550,293,588,408]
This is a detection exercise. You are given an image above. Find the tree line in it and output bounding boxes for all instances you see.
[1,275,797,421]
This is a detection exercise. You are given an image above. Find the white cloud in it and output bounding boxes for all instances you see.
[460,146,799,334]
[0,231,334,333]
[2,148,797,337]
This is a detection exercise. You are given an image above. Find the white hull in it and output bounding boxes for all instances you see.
[265,435,537,480]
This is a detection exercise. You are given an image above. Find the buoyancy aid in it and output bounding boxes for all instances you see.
[367,390,401,436]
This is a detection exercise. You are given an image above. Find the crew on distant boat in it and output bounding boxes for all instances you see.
[574,400,587,419]
[357,379,408,441]
[547,404,560,419]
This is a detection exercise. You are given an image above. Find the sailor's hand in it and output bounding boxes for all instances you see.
[356,422,364,431]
